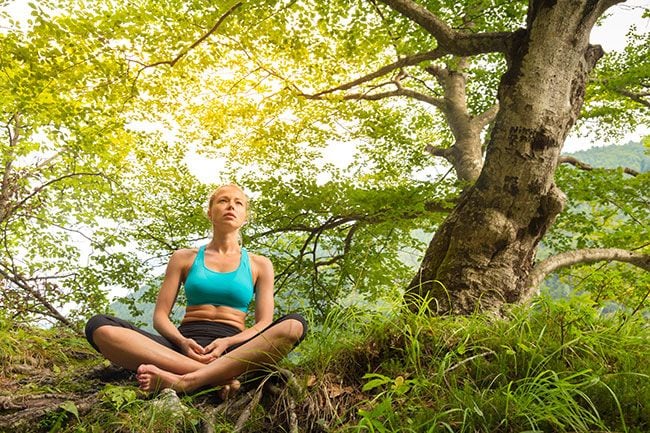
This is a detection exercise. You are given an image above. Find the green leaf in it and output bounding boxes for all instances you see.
[59,400,79,420]
[362,373,393,392]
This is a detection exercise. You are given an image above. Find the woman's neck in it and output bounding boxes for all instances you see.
[206,232,240,254]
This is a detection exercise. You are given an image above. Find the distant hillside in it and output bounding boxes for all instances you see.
[565,141,649,172]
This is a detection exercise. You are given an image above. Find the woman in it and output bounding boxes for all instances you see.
[85,184,307,394]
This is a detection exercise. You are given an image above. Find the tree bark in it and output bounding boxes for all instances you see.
[424,59,497,182]
[406,0,621,314]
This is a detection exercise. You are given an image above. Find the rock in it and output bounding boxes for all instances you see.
[150,388,189,419]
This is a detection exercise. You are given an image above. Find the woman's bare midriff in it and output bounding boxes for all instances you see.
[181,305,247,331]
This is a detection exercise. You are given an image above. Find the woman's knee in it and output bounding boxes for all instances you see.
[85,314,109,338]
[84,314,120,351]
[277,314,308,344]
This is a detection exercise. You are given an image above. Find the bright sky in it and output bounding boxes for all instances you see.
[590,0,649,51]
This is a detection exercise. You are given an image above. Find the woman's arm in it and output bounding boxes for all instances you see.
[203,255,275,358]
[153,249,212,363]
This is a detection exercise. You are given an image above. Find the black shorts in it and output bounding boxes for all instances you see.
[85,313,308,354]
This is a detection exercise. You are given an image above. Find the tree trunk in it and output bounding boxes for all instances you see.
[407,0,615,314]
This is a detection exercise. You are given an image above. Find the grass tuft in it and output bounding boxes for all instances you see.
[296,294,649,433]
[1,294,648,432]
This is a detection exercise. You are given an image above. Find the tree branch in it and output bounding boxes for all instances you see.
[615,87,650,108]
[314,222,360,268]
[256,200,452,241]
[474,103,499,128]
[0,263,76,330]
[407,74,440,95]
[305,49,445,98]
[559,155,639,176]
[343,87,446,109]
[143,2,242,69]
[425,144,455,163]
[424,64,448,82]
[269,202,451,295]
[1,113,20,218]
[7,172,113,221]
[378,0,511,55]
[523,248,650,301]
[424,198,454,212]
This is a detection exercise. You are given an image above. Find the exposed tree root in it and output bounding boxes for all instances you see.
[0,393,98,431]
[195,368,363,432]
[85,362,133,381]
[1,363,365,433]
[234,384,264,432]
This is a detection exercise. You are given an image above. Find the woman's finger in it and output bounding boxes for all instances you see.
[210,346,225,358]
[187,339,204,353]
[205,338,225,353]
[188,350,212,363]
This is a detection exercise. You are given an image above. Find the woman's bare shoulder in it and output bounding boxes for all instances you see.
[169,248,199,265]
[248,253,273,277]
[248,252,272,267]
[173,247,199,255]
[248,253,274,287]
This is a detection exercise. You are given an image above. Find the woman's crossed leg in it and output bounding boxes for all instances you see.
[136,317,305,393]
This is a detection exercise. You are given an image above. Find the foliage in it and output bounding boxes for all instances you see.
[581,22,650,139]
[544,147,650,307]
[0,1,215,327]
[246,178,453,319]
[1,0,648,324]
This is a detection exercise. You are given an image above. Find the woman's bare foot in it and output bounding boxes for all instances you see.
[137,364,196,393]
[218,379,241,400]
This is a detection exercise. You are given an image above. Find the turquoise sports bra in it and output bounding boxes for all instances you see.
[184,246,254,313]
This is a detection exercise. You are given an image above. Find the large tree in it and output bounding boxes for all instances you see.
[361,0,649,313]
[2,0,648,324]
[197,0,649,314]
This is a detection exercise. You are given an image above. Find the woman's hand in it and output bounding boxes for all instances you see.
[179,337,213,364]
[204,337,232,360]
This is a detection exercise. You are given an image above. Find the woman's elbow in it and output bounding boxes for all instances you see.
[152,311,167,332]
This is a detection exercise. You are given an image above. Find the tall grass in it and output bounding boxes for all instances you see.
[301,294,649,433]
[1,294,647,433]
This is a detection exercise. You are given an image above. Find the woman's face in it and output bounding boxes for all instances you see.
[208,186,248,229]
